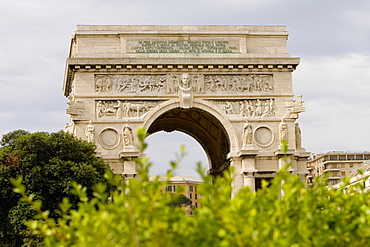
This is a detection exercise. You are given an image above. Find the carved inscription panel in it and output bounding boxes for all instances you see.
[94,74,273,95]
[126,40,239,54]
[211,99,275,118]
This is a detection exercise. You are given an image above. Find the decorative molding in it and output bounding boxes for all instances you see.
[99,128,120,150]
[254,126,274,147]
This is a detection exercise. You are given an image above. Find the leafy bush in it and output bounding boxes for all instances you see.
[12,129,370,246]
[0,130,110,246]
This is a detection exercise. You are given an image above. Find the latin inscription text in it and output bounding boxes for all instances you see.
[130,40,238,53]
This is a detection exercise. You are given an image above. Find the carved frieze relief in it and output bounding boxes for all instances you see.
[95,74,167,94]
[94,74,272,95]
[204,74,273,93]
[96,100,163,119]
[210,99,275,118]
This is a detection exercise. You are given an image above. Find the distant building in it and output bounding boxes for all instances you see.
[333,161,370,192]
[306,151,370,186]
[154,176,202,209]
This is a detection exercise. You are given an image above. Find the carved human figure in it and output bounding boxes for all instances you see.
[269,99,275,116]
[179,74,193,108]
[261,101,270,117]
[193,75,203,93]
[243,122,253,146]
[123,124,134,147]
[225,101,234,114]
[254,99,262,117]
[157,75,166,92]
[279,119,288,144]
[295,123,302,149]
[246,101,254,117]
[207,77,216,92]
[95,76,112,92]
[239,101,245,116]
[85,120,95,143]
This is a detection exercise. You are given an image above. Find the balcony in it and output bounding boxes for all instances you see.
[324,168,340,173]
[327,176,341,180]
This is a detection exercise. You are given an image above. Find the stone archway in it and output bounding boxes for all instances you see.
[147,107,230,176]
[63,25,310,194]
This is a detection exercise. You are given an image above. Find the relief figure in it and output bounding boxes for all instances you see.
[179,74,193,108]
[213,99,275,118]
[85,120,95,143]
[204,74,273,93]
[123,124,134,147]
[279,119,288,144]
[243,122,253,146]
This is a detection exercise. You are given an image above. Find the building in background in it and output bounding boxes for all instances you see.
[157,176,202,209]
[306,151,370,186]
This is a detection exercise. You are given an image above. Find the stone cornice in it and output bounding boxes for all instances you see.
[75,25,290,36]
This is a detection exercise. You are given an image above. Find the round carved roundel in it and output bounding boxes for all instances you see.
[254,126,274,147]
[99,128,120,149]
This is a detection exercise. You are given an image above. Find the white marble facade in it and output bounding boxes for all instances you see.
[63,25,309,193]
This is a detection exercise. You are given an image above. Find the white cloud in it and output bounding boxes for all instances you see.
[294,53,370,153]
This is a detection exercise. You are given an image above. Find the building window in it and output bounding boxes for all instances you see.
[195,194,197,199]
[341,172,346,176]
[189,193,192,199]
[166,185,172,192]
[195,203,198,208]
[350,163,354,167]
[189,185,193,192]
[332,172,339,177]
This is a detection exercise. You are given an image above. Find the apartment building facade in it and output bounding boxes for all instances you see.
[306,151,370,186]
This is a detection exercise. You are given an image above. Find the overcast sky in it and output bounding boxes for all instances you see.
[1,0,369,179]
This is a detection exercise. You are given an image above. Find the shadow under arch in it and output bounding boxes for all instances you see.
[143,104,235,176]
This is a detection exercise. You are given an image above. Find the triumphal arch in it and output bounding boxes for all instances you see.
[63,25,309,193]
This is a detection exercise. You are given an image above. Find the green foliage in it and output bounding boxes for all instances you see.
[12,128,370,246]
[168,194,192,208]
[0,130,110,246]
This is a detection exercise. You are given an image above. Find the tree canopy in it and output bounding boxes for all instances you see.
[0,130,110,246]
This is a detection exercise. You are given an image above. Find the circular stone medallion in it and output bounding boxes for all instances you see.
[254,126,274,147]
[99,128,120,149]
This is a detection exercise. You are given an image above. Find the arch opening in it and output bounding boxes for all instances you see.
[145,131,208,180]
[147,107,230,176]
